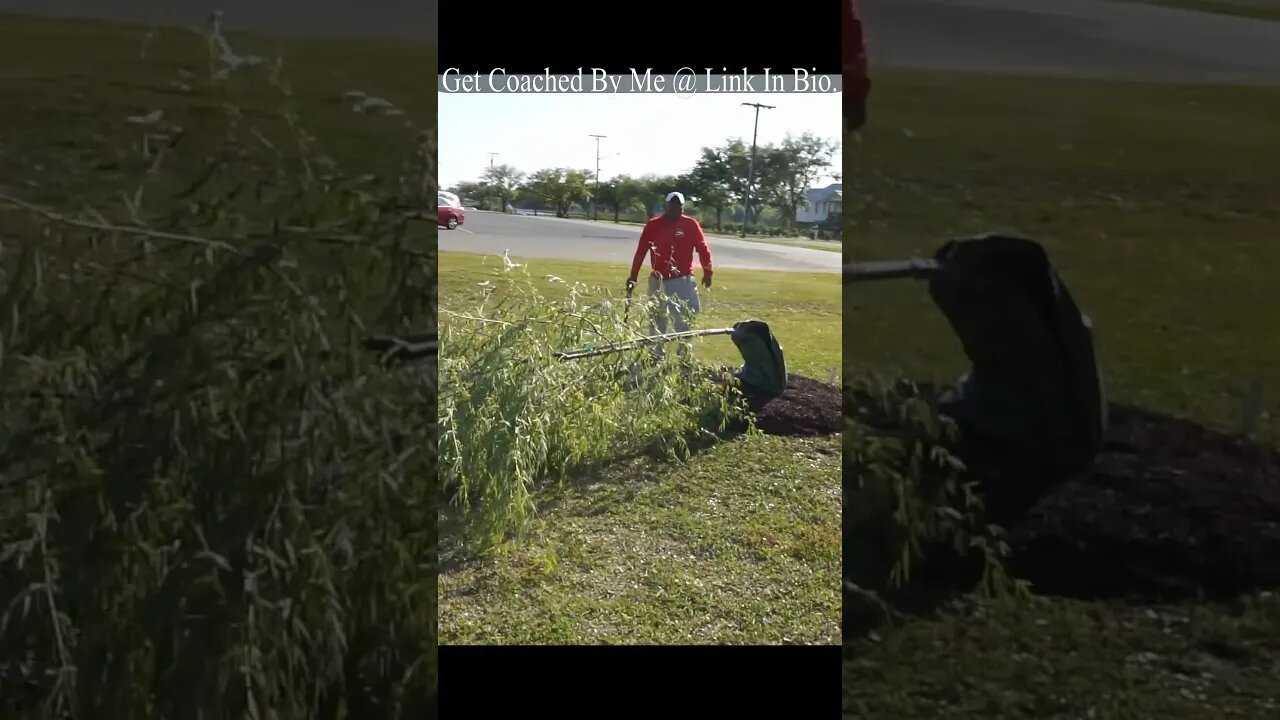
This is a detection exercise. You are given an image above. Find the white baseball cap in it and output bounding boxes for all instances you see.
[665,191,685,204]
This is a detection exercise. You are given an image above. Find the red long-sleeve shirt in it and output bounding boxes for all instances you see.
[844,0,870,113]
[629,214,713,281]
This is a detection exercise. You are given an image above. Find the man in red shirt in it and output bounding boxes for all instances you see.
[627,192,714,349]
[844,0,870,131]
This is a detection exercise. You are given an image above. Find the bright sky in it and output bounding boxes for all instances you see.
[438,90,842,191]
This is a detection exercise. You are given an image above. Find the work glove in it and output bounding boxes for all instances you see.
[625,277,637,294]
[701,274,712,289]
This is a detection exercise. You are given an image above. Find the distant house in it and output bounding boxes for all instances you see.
[796,183,842,225]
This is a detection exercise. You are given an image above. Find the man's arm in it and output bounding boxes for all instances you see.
[628,223,652,283]
[843,0,870,131]
[691,219,713,281]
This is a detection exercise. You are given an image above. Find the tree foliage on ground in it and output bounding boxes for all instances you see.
[843,375,1026,641]
[439,275,750,552]
[446,131,837,230]
[0,29,436,719]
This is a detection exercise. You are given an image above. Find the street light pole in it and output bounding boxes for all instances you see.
[740,102,774,238]
[485,152,501,211]
[589,134,606,221]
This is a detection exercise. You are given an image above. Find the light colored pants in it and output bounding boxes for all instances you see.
[647,274,700,335]
[645,275,700,362]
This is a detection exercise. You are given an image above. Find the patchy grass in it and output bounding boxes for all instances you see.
[442,435,841,644]
[846,593,1280,719]
[439,250,841,644]
[845,69,1280,714]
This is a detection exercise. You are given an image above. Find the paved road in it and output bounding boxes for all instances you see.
[865,0,1280,84]
[440,213,841,274]
[0,1,437,43]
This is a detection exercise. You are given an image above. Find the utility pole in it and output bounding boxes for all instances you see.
[485,152,500,211]
[740,102,774,238]
[589,134,606,221]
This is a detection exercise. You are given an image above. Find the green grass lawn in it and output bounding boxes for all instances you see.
[439,251,841,644]
[0,13,435,210]
[847,593,1280,719]
[847,69,1280,438]
[846,68,1280,716]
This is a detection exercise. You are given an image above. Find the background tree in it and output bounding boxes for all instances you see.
[637,174,679,218]
[513,185,549,214]
[525,168,592,217]
[480,163,525,212]
[596,174,646,223]
[447,180,487,206]
[688,145,740,230]
[759,132,837,229]
[447,131,838,232]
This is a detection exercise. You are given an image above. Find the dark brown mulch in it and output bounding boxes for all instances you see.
[739,373,842,437]
[724,370,1280,602]
[849,387,1280,602]
[1004,403,1280,602]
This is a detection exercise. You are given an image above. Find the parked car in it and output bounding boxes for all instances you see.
[439,204,465,230]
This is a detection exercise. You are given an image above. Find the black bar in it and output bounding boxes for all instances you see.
[440,1,839,75]
[440,645,838,715]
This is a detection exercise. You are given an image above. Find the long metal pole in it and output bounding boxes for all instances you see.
[485,152,499,211]
[589,134,606,221]
[842,258,940,284]
[740,103,774,238]
[556,327,736,361]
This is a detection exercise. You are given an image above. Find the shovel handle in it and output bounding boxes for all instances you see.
[843,258,940,284]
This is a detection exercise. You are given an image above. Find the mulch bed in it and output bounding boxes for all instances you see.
[1004,403,1280,601]
[849,386,1280,602]
[738,373,842,437]
[732,372,1280,601]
